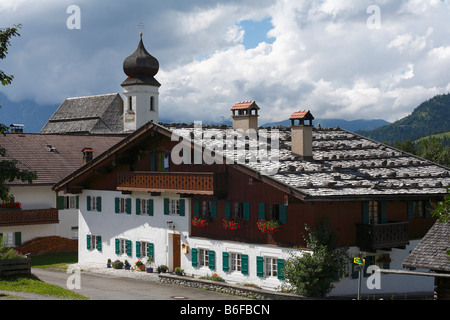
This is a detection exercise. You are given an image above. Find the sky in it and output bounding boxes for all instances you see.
[0,0,450,132]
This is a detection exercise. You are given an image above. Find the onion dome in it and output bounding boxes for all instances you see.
[122,33,161,87]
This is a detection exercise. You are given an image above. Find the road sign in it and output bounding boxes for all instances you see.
[354,257,365,265]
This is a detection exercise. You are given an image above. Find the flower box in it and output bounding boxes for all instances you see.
[222,217,244,230]
[257,220,281,234]
[0,202,21,211]
[192,217,209,228]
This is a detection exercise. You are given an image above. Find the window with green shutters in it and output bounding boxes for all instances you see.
[115,198,131,214]
[58,195,79,210]
[87,196,101,212]
[87,234,101,251]
[164,198,185,216]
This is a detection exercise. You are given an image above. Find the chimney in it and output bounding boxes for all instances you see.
[290,110,314,160]
[82,148,94,165]
[10,124,24,134]
[231,101,259,131]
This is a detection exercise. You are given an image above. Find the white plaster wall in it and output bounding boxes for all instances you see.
[183,237,300,291]
[78,190,189,270]
[122,85,159,132]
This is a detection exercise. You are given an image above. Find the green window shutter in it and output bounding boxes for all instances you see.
[209,250,215,270]
[149,199,154,216]
[150,152,156,171]
[126,240,132,256]
[14,232,22,246]
[87,196,91,211]
[223,252,229,272]
[362,201,370,224]
[241,254,249,275]
[58,196,65,210]
[277,259,285,280]
[76,196,79,209]
[136,199,141,215]
[243,202,250,221]
[97,236,102,251]
[136,241,141,258]
[115,198,120,213]
[97,197,101,212]
[380,201,387,224]
[258,203,265,221]
[279,204,287,224]
[126,198,132,215]
[179,199,185,216]
[364,256,374,277]
[193,200,200,217]
[164,198,169,215]
[115,238,120,254]
[407,201,415,219]
[351,263,359,279]
[224,201,231,219]
[210,200,217,219]
[256,256,264,277]
[192,248,198,267]
[87,235,91,250]
[148,243,154,258]
[425,201,431,218]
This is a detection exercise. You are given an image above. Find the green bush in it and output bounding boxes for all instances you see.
[112,260,124,269]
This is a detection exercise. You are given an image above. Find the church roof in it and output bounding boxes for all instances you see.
[40,93,124,135]
[1,133,124,185]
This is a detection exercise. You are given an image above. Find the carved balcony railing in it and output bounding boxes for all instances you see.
[356,221,409,252]
[117,171,227,196]
[0,208,59,227]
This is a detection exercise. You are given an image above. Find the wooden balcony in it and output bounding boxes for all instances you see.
[0,208,59,227]
[356,221,409,252]
[117,171,227,196]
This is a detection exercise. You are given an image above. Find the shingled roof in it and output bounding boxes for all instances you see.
[169,123,450,201]
[402,221,450,272]
[40,93,124,135]
[1,134,124,185]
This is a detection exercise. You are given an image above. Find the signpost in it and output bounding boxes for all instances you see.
[354,253,365,300]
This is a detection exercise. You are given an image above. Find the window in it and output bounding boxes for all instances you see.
[369,201,380,224]
[0,232,21,248]
[231,253,241,272]
[87,196,101,212]
[87,235,101,251]
[170,199,180,215]
[141,199,152,215]
[115,238,131,256]
[234,202,244,219]
[129,96,133,111]
[115,198,131,214]
[265,257,278,277]
[199,249,209,267]
[413,201,425,218]
[150,96,155,111]
[71,227,78,240]
[58,196,79,210]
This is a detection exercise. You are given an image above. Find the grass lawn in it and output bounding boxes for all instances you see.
[31,251,78,270]
[0,251,88,300]
[0,274,88,300]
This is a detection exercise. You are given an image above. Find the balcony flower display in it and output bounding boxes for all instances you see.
[0,202,21,210]
[192,217,209,228]
[257,219,281,234]
[222,217,244,230]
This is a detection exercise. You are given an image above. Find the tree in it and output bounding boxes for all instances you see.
[0,24,37,200]
[283,218,349,297]
[432,186,450,224]
[416,138,450,167]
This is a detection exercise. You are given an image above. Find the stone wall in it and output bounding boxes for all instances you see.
[158,273,306,300]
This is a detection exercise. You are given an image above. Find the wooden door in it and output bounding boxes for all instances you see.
[172,233,181,270]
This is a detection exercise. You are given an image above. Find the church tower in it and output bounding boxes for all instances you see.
[121,33,160,132]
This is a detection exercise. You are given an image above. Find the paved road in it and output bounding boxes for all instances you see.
[31,268,249,300]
